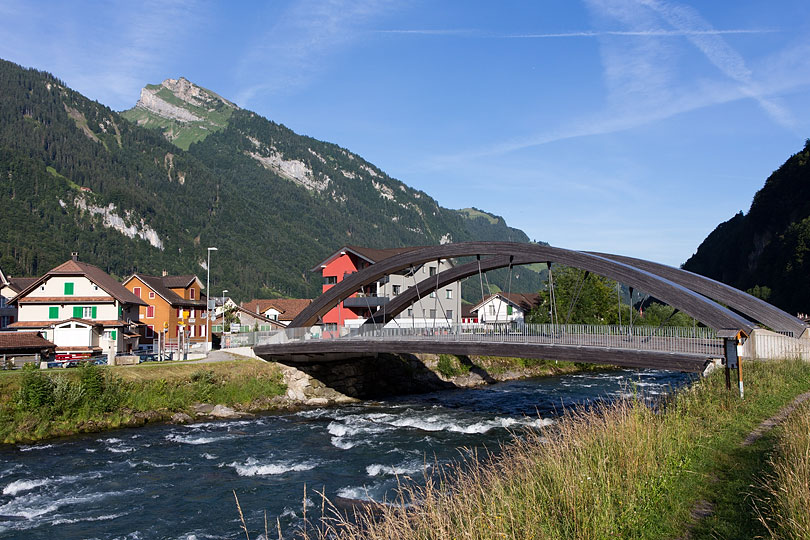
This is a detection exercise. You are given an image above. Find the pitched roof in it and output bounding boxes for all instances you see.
[0,332,56,351]
[310,245,425,271]
[8,318,129,328]
[472,292,541,314]
[6,277,37,293]
[461,303,476,319]
[212,305,286,328]
[14,259,146,306]
[126,274,207,308]
[161,274,199,289]
[242,298,313,321]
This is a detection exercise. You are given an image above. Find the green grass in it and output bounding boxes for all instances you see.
[296,359,810,540]
[46,165,82,191]
[0,359,285,444]
[457,207,500,224]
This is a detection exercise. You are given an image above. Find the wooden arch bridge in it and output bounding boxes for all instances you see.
[253,242,808,375]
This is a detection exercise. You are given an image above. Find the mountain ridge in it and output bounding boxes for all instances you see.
[0,59,542,302]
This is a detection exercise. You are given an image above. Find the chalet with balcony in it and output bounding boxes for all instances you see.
[7,254,146,359]
[1,267,37,330]
[122,273,208,348]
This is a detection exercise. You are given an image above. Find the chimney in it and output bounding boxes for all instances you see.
[162,269,168,277]
[71,252,78,262]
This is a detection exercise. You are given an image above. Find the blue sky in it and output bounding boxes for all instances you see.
[2,0,810,266]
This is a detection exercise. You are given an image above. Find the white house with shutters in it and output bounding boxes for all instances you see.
[471,293,540,325]
[8,254,145,359]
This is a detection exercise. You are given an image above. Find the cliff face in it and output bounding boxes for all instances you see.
[683,141,810,314]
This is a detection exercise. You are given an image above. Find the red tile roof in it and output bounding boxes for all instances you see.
[0,332,56,351]
[242,298,313,321]
[8,319,128,328]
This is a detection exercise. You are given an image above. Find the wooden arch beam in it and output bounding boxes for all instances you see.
[290,242,754,333]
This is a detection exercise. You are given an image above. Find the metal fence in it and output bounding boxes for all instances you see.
[249,323,723,356]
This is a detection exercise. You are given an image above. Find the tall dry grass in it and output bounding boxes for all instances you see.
[759,399,810,539]
[280,359,810,540]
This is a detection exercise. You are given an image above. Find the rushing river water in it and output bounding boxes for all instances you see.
[0,368,693,539]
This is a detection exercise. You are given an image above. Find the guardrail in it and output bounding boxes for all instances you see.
[249,323,724,356]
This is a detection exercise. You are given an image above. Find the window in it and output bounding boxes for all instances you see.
[64,282,74,295]
[200,325,206,338]
[146,325,154,338]
[49,306,59,319]
[190,309,195,319]
[189,325,195,337]
[429,292,436,298]
[323,323,338,331]
[392,285,400,296]
[82,306,95,319]
[407,309,413,317]
[323,276,337,285]
[507,305,513,316]
[177,308,182,318]
[0,297,5,308]
[133,287,141,298]
[489,305,496,315]
[190,288,195,300]
[446,289,453,299]
[447,310,453,319]
[430,309,437,318]
[149,292,155,299]
[429,266,436,276]
[146,305,155,318]
[104,330,117,341]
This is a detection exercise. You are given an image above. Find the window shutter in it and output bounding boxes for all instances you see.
[73,306,82,318]
[64,282,74,295]
[91,306,97,319]
[111,330,117,340]
[49,306,59,319]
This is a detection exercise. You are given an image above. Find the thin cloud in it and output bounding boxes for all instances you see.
[374,28,774,38]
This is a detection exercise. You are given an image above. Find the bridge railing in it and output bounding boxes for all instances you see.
[253,323,723,356]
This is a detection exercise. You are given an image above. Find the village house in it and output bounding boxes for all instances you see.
[313,245,462,329]
[7,254,146,361]
[241,298,313,327]
[471,292,540,325]
[0,267,37,330]
[212,305,286,334]
[122,273,209,350]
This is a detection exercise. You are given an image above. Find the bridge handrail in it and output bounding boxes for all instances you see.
[251,323,723,356]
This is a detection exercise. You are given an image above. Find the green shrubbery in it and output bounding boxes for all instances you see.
[436,355,471,378]
[1,361,286,443]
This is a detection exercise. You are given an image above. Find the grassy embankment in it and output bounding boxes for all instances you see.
[282,358,810,540]
[0,358,285,444]
[759,399,810,539]
[434,354,605,380]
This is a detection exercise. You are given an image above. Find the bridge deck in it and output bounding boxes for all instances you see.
[252,324,721,373]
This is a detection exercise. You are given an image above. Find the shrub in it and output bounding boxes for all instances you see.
[79,362,104,400]
[436,355,470,378]
[16,363,54,411]
[51,374,85,415]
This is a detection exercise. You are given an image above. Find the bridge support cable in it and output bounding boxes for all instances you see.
[629,287,635,339]
[564,270,590,325]
[547,262,559,327]
[506,255,514,301]
[476,255,486,305]
[434,259,452,330]
[617,282,623,328]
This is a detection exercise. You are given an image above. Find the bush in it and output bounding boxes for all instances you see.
[51,374,85,415]
[79,362,104,400]
[16,363,54,411]
[436,355,470,378]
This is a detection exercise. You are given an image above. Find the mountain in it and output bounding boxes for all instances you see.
[683,140,810,314]
[0,59,542,302]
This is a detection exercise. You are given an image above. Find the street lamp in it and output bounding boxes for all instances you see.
[221,290,228,333]
[206,247,217,351]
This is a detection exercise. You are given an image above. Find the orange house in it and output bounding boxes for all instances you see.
[122,273,208,347]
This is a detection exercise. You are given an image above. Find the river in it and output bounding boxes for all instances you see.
[0,368,693,539]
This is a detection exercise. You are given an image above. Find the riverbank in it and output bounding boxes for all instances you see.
[306,358,810,540]
[0,353,604,444]
[0,358,287,444]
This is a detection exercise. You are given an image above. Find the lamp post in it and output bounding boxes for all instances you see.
[221,290,228,333]
[206,247,217,352]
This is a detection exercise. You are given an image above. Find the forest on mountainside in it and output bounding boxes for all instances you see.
[683,140,810,314]
[0,59,542,301]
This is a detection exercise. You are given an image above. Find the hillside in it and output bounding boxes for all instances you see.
[683,140,810,314]
[0,59,542,302]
